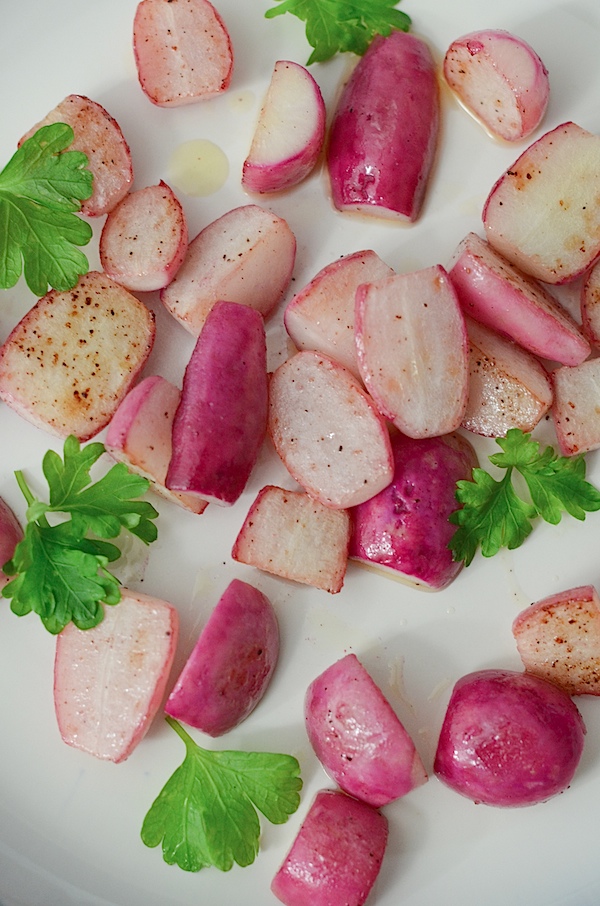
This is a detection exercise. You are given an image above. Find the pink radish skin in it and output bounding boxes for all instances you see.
[305,653,427,807]
[449,232,590,365]
[443,29,549,142]
[166,301,268,505]
[54,589,179,763]
[20,94,133,217]
[268,351,394,509]
[133,0,233,107]
[165,579,279,736]
[327,31,439,222]
[350,432,478,590]
[552,358,600,456]
[355,265,469,438]
[434,669,586,807]
[242,60,326,194]
[271,789,388,906]
[513,585,600,696]
[483,122,600,284]
[0,497,23,589]
[100,181,188,291]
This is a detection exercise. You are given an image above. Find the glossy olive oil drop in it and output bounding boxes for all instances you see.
[167,139,229,196]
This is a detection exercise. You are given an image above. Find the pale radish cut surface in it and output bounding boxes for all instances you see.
[20,94,133,216]
[581,259,600,347]
[552,358,600,455]
[483,122,600,284]
[0,497,23,589]
[160,204,296,335]
[0,271,155,441]
[449,232,590,365]
[268,351,394,509]
[463,317,553,437]
[242,60,326,194]
[54,589,179,763]
[271,789,388,906]
[232,485,351,593]
[100,182,188,291]
[443,29,549,141]
[513,585,600,696]
[133,0,233,107]
[283,249,394,378]
[165,579,279,735]
[105,375,208,514]
[327,31,439,222]
[305,653,428,807]
[355,266,468,438]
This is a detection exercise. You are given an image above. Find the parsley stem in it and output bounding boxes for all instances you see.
[14,469,34,507]
[166,715,195,748]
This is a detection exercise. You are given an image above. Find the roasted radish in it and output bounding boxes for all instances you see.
[0,497,23,589]
[552,358,600,455]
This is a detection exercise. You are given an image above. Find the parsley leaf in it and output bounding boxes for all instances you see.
[265,0,411,65]
[449,428,600,566]
[2,435,158,633]
[0,122,93,296]
[141,716,303,872]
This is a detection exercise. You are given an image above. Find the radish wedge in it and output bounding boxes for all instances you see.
[355,266,469,438]
[305,653,427,807]
[268,351,394,509]
[166,301,268,505]
[581,260,600,348]
[54,589,179,763]
[552,358,600,455]
[165,579,279,736]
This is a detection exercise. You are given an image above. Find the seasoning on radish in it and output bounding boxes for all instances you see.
[552,357,600,455]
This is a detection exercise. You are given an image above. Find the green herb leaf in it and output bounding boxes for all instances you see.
[265,0,411,64]
[449,428,600,565]
[0,122,93,296]
[141,717,302,872]
[2,435,158,633]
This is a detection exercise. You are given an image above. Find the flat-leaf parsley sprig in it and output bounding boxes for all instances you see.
[2,435,159,634]
[265,0,411,65]
[141,716,302,872]
[0,122,93,297]
[449,428,600,566]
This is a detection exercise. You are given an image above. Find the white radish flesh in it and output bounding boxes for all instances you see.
[552,358,600,455]
[581,259,600,348]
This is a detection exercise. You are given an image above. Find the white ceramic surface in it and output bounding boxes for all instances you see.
[1,1,600,904]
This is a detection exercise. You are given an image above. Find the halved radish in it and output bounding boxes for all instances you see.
[242,60,326,194]
[0,497,23,589]
[581,259,600,348]
[268,351,394,509]
[552,358,600,455]
[355,265,469,438]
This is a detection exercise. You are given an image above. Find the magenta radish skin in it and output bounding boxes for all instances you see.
[166,301,267,505]
[165,579,279,736]
[327,30,439,222]
[0,497,23,589]
[434,669,586,807]
[305,653,427,807]
[350,432,478,590]
[271,789,388,906]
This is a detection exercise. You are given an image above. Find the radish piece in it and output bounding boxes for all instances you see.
[283,249,394,378]
[271,789,388,906]
[327,31,439,222]
[232,485,351,594]
[133,0,233,107]
[434,669,586,807]
[449,232,590,366]
[268,351,394,509]
[305,653,427,807]
[20,94,133,217]
[0,497,23,589]
[483,122,600,284]
[463,317,553,437]
[350,432,478,590]
[165,579,279,736]
[513,585,600,696]
[581,259,600,348]
[443,29,549,142]
[552,358,600,455]
[0,271,155,441]
[355,266,469,438]
[160,204,296,335]
[242,60,326,194]
[100,181,188,291]
[166,301,267,505]
[105,375,208,515]
[54,588,179,763]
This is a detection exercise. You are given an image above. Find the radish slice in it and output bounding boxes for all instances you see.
[552,358,600,455]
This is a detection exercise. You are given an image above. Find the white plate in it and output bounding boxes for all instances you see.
[1,1,600,905]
